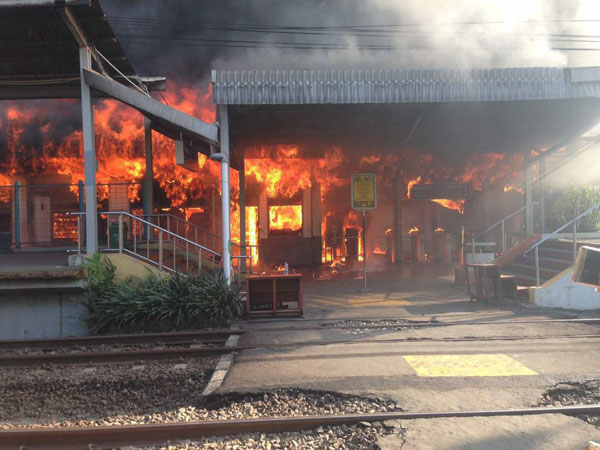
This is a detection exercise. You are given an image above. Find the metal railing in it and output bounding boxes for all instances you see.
[139,213,255,274]
[140,213,221,254]
[524,199,600,286]
[470,206,527,256]
[71,211,251,281]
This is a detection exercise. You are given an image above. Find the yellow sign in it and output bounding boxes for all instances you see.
[351,173,376,210]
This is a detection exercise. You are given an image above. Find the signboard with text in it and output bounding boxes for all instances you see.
[410,183,472,200]
[351,173,377,210]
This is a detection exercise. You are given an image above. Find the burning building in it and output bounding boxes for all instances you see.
[3,65,600,275]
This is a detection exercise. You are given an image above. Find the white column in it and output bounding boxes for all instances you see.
[219,105,232,283]
[80,47,98,254]
[302,188,312,238]
[239,148,246,273]
[525,151,534,237]
[143,118,154,218]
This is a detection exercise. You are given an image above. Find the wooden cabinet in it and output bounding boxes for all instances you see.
[246,274,303,317]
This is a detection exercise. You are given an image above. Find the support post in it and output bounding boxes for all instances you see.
[143,118,154,219]
[239,148,247,274]
[362,210,367,290]
[218,105,232,284]
[13,181,20,249]
[524,151,534,237]
[539,153,546,234]
[80,47,98,254]
[392,171,404,265]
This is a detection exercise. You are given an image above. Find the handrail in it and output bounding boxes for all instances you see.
[523,198,600,286]
[472,207,527,243]
[141,213,220,240]
[470,206,527,255]
[69,211,220,256]
[69,211,254,281]
[140,213,249,251]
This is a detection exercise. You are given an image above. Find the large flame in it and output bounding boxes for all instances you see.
[269,205,302,233]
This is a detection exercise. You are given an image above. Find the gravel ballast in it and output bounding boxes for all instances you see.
[125,423,398,449]
[322,319,417,335]
[1,388,400,430]
[0,357,218,427]
[539,379,600,429]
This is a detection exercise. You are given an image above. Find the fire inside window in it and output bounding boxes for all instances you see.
[53,213,78,240]
[268,205,302,235]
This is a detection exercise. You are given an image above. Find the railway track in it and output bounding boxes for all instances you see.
[238,317,600,334]
[0,329,241,350]
[0,331,598,367]
[3,405,600,449]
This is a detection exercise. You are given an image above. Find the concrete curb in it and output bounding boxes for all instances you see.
[200,326,240,397]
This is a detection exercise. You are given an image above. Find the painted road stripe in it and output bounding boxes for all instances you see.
[404,354,538,377]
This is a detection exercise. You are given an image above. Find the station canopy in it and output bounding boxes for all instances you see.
[0,0,165,99]
[212,67,600,158]
[0,0,218,151]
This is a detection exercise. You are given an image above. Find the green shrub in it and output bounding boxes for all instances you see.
[549,186,600,232]
[84,263,243,333]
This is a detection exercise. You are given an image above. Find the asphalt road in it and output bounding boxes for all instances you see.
[223,264,600,449]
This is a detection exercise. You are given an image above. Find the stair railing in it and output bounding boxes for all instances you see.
[140,213,221,253]
[139,213,255,274]
[70,211,222,276]
[523,199,600,287]
[470,206,527,257]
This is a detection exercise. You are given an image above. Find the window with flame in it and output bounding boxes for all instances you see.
[268,205,302,235]
[53,213,78,240]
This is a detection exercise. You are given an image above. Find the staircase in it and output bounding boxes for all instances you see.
[501,239,576,287]
[501,239,600,299]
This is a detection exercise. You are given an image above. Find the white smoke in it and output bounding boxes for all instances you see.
[207,0,600,72]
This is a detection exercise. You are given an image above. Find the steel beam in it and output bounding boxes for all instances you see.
[239,148,247,273]
[82,68,218,146]
[58,5,107,75]
[143,118,154,218]
[80,47,98,254]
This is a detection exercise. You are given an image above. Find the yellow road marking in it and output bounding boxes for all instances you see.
[348,298,411,307]
[307,298,347,306]
[403,354,538,377]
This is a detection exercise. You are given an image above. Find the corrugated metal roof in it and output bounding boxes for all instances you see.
[0,0,165,99]
[212,67,600,105]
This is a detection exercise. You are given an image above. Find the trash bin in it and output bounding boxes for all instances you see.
[108,221,128,249]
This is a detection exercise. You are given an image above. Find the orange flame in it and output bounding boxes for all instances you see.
[373,244,386,255]
[269,205,302,232]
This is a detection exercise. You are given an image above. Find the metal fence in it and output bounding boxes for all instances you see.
[0,181,141,251]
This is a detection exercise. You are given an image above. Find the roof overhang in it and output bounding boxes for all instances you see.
[83,68,219,151]
[211,67,600,159]
[212,67,600,105]
[0,0,165,100]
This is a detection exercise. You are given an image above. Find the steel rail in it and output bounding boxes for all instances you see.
[238,317,600,334]
[2,333,600,367]
[3,405,600,449]
[0,330,242,350]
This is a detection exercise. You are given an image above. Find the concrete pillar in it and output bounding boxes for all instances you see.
[302,188,312,238]
[79,47,98,254]
[143,118,153,218]
[311,182,322,237]
[239,148,246,273]
[539,153,546,234]
[258,189,268,240]
[392,171,404,265]
[525,151,534,237]
[218,105,231,283]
